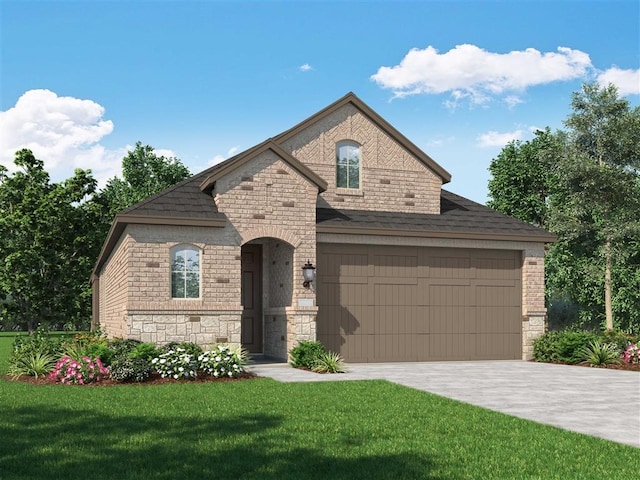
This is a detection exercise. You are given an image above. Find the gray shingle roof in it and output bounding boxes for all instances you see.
[316,190,556,242]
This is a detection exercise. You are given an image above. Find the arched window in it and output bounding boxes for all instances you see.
[336,141,360,189]
[170,245,200,299]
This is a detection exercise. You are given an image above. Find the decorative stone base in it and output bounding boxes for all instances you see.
[522,311,547,360]
[126,311,242,348]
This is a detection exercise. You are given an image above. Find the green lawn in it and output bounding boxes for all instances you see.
[0,338,638,479]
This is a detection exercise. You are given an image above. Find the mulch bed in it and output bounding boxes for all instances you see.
[3,371,259,387]
[573,361,640,371]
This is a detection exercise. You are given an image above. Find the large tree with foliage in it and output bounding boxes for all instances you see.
[550,83,640,331]
[487,83,640,333]
[96,142,191,221]
[487,128,564,229]
[0,150,98,331]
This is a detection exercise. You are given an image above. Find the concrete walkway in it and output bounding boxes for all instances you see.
[249,360,640,448]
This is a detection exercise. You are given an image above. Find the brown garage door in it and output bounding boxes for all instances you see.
[316,244,522,362]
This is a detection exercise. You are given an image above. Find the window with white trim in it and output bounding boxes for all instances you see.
[336,141,360,189]
[170,245,200,298]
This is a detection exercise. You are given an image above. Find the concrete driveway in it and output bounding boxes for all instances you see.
[249,360,640,448]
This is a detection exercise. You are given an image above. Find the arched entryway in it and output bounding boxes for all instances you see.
[241,238,294,359]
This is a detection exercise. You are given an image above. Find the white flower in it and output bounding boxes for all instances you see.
[178,367,184,372]
[160,359,166,364]
[173,374,179,379]
[152,358,158,364]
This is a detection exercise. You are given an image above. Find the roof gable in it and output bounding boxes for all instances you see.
[199,140,328,194]
[273,92,452,184]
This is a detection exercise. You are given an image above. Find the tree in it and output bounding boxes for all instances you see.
[0,150,97,331]
[487,83,640,333]
[97,142,191,221]
[550,83,640,331]
[487,128,563,229]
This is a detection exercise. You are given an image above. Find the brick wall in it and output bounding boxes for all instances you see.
[99,233,130,339]
[279,104,442,214]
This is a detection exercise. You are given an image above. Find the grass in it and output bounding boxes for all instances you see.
[0,336,639,479]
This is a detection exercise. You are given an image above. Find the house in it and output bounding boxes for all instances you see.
[91,92,555,362]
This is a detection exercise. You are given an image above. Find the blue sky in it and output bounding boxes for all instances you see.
[1,0,638,204]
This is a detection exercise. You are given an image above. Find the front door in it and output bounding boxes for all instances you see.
[241,244,263,353]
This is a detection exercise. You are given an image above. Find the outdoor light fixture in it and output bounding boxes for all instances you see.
[302,261,316,288]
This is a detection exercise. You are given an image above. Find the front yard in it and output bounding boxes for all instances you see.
[1,333,639,480]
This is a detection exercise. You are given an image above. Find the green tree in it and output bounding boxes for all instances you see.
[487,128,563,228]
[550,83,640,331]
[97,142,191,221]
[0,150,98,331]
[487,83,640,333]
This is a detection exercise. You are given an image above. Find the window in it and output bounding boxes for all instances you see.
[171,245,200,298]
[336,141,360,189]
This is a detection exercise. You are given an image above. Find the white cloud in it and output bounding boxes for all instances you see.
[477,130,523,148]
[0,89,121,187]
[208,146,240,166]
[597,67,640,96]
[371,44,593,105]
[299,63,312,72]
[153,148,179,159]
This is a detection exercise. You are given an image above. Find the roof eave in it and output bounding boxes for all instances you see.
[316,224,557,243]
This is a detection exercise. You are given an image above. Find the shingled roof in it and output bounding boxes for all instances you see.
[316,190,556,242]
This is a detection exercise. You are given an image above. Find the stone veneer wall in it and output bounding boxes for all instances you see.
[128,312,242,346]
[317,232,548,360]
[279,104,442,215]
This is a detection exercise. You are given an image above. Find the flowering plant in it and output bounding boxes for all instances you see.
[622,344,640,365]
[151,348,197,379]
[198,345,245,378]
[49,356,108,385]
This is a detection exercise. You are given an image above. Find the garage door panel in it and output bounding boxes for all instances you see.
[317,244,522,362]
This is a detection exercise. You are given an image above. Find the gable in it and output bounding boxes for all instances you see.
[275,93,448,215]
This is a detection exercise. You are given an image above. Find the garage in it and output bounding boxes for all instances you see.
[316,243,522,362]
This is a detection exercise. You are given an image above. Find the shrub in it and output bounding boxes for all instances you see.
[598,331,639,354]
[580,340,620,367]
[289,341,326,369]
[49,356,108,385]
[533,330,598,364]
[7,351,57,379]
[311,351,346,373]
[109,338,142,360]
[622,344,640,365]
[109,357,152,382]
[152,348,197,379]
[198,345,246,378]
[129,342,161,361]
[7,327,64,376]
[62,331,113,365]
[161,342,203,358]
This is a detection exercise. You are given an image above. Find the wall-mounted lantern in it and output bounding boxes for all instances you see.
[302,261,316,288]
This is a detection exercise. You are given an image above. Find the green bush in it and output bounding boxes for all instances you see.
[109,338,142,360]
[109,356,153,382]
[598,330,639,354]
[289,341,327,369]
[62,331,113,365]
[129,342,161,361]
[311,351,346,373]
[533,330,598,364]
[161,342,203,358]
[580,340,620,367]
[7,327,64,376]
[7,351,57,379]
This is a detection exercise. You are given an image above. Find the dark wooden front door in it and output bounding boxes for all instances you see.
[241,244,262,353]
